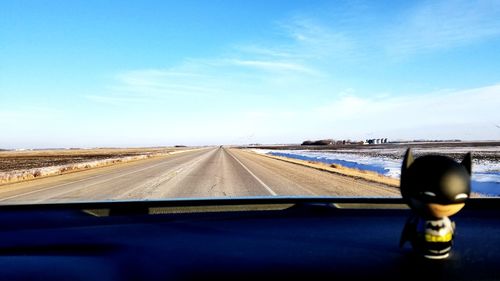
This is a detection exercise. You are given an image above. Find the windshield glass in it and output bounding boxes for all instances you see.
[1,1,499,204]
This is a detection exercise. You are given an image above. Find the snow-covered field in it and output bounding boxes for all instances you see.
[253,147,500,196]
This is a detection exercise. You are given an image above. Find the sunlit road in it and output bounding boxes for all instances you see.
[0,147,399,203]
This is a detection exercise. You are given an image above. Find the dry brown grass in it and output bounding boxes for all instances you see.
[250,151,400,187]
[0,147,183,171]
[0,147,195,185]
[250,151,485,197]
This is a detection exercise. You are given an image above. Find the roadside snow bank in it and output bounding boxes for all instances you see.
[253,149,500,196]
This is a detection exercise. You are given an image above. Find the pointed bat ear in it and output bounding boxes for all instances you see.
[402,148,414,174]
[461,152,472,175]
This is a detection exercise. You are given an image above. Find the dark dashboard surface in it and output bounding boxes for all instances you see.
[0,198,498,281]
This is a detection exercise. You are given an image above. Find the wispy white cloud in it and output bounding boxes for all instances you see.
[277,16,360,61]
[85,95,150,105]
[313,84,500,140]
[0,106,64,124]
[243,1,500,60]
[228,59,319,75]
[94,65,238,103]
[385,0,500,55]
[87,17,351,106]
[234,45,297,58]
[163,84,500,144]
[81,3,500,144]
[88,48,329,105]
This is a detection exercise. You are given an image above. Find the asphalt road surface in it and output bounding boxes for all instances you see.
[0,147,399,203]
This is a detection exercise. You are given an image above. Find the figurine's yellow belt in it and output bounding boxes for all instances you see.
[425,232,452,242]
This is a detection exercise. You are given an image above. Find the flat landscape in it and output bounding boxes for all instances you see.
[250,141,500,196]
[0,147,184,171]
[1,141,496,204]
[0,147,192,185]
[249,141,500,161]
[0,147,399,204]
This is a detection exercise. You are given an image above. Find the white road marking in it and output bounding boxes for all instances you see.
[226,149,277,196]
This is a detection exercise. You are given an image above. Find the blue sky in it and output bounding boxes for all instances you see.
[1,0,500,148]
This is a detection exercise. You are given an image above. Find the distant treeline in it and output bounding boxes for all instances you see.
[301,138,396,145]
[301,139,332,145]
[301,139,364,146]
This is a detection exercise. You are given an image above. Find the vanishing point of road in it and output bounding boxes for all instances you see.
[0,147,399,203]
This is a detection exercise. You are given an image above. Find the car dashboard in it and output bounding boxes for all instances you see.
[0,197,499,280]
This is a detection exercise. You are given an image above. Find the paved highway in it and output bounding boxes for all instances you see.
[0,147,399,203]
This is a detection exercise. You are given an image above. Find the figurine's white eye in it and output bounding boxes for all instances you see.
[455,193,468,200]
[423,191,436,197]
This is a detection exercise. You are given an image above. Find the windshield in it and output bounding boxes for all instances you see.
[1,1,499,204]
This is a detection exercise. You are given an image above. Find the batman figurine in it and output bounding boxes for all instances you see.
[399,148,471,259]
